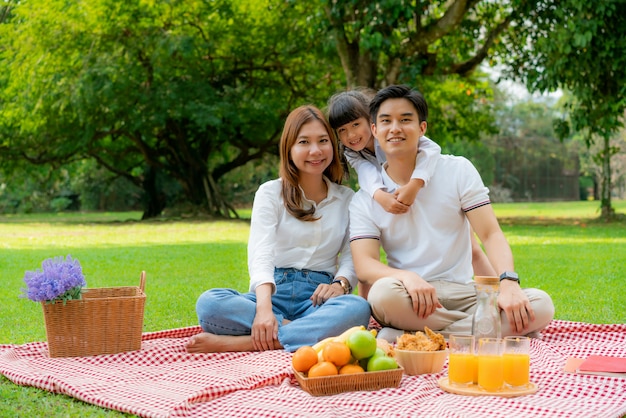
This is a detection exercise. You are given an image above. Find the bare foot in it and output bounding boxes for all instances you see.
[184,332,283,353]
[185,332,244,353]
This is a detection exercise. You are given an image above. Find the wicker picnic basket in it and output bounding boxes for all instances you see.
[293,366,404,396]
[41,271,147,358]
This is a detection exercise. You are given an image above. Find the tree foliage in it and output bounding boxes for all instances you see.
[322,0,528,88]
[2,0,624,217]
[502,0,626,219]
[319,0,552,146]
[0,0,342,218]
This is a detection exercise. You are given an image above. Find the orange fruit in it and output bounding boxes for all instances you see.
[292,346,319,373]
[323,341,352,367]
[307,361,338,377]
[339,364,365,375]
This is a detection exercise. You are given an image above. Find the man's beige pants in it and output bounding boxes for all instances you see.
[368,277,555,336]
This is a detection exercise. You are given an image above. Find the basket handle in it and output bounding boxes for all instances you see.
[140,271,146,292]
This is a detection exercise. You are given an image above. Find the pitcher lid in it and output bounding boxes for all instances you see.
[474,276,499,285]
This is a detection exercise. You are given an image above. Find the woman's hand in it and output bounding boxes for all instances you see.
[310,281,345,306]
[252,284,279,351]
[251,310,279,351]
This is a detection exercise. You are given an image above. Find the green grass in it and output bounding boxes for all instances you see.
[1,201,625,417]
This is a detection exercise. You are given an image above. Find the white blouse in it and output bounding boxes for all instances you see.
[247,177,356,294]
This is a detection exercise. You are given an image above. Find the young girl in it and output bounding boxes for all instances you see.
[185,105,371,353]
[328,89,442,215]
[327,90,496,298]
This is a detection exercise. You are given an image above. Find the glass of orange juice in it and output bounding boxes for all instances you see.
[477,338,504,391]
[448,335,477,386]
[503,336,530,389]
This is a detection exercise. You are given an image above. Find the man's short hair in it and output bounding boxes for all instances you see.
[369,85,428,124]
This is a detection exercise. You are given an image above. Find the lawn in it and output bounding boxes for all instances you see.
[0,200,625,417]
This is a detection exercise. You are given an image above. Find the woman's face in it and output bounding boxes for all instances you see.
[335,117,373,152]
[290,119,334,177]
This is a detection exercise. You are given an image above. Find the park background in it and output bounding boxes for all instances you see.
[1,0,625,221]
[1,1,625,416]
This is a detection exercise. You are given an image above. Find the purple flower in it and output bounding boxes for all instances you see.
[21,255,86,304]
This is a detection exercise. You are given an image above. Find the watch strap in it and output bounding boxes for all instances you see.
[331,278,352,294]
[499,271,520,284]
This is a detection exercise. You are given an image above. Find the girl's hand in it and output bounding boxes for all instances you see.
[373,190,410,214]
[395,178,424,207]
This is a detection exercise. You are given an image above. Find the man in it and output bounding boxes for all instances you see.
[349,85,554,341]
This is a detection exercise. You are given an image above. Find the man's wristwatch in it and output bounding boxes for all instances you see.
[332,278,352,295]
[499,271,520,284]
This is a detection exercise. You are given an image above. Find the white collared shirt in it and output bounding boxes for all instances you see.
[248,177,356,293]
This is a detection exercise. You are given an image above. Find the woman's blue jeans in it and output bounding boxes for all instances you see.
[195,268,372,352]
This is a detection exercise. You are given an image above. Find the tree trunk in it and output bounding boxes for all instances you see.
[141,166,167,220]
[600,135,615,221]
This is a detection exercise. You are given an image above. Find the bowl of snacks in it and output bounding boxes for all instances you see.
[392,327,449,376]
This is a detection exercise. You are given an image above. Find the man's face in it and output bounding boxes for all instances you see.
[371,98,427,158]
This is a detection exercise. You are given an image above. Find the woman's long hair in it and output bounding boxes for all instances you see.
[279,105,344,221]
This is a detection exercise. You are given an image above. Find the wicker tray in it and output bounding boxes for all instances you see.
[293,366,404,396]
[41,271,147,358]
[438,377,539,397]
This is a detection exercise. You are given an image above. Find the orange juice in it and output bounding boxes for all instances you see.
[449,353,478,385]
[503,353,530,387]
[478,355,503,391]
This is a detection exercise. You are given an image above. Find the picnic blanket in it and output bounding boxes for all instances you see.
[1,320,625,418]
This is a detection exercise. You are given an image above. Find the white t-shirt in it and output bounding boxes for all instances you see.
[248,178,356,293]
[349,154,490,285]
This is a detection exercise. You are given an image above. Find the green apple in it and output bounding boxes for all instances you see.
[372,347,385,358]
[346,330,377,360]
[367,354,399,371]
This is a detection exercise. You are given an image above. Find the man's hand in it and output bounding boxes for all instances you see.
[497,280,535,334]
[373,189,410,214]
[398,271,443,319]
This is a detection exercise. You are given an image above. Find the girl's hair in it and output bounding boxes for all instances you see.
[327,88,376,130]
[279,105,344,221]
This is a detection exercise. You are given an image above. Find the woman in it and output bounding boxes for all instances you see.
[185,105,371,353]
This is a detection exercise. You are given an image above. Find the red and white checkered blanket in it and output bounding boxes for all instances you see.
[1,320,625,418]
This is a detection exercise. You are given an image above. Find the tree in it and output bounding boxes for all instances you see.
[319,0,551,146]
[0,0,343,218]
[322,0,527,88]
[502,0,626,220]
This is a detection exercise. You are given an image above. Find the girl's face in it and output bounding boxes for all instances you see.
[335,117,373,152]
[290,119,334,177]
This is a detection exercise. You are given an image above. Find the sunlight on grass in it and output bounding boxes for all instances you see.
[1,219,250,249]
[493,199,625,219]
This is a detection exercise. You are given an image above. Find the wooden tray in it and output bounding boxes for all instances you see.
[438,377,539,397]
[293,366,403,396]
